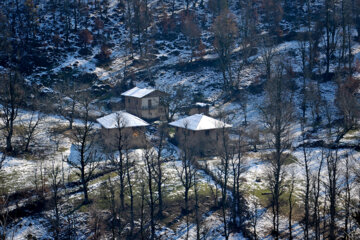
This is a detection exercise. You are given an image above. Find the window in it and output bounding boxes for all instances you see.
[128,98,130,103]
[205,130,210,136]
[133,130,139,137]
[148,99,152,108]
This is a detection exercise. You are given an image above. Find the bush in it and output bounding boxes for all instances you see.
[77,72,98,84]
[78,47,93,56]
[78,29,93,47]
[95,45,112,65]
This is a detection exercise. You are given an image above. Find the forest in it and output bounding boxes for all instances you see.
[0,0,360,239]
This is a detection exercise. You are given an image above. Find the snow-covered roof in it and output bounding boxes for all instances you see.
[195,102,209,107]
[96,111,150,129]
[169,114,232,131]
[121,86,156,98]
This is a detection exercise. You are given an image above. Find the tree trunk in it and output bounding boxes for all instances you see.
[81,142,89,203]
[302,124,310,240]
[126,151,134,237]
[6,125,13,153]
[145,152,155,240]
[194,171,201,240]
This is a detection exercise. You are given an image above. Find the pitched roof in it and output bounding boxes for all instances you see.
[169,114,232,131]
[195,102,209,107]
[121,86,156,98]
[96,111,150,129]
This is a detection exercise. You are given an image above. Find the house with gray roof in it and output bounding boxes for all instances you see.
[169,114,232,156]
[121,86,168,121]
[96,111,150,150]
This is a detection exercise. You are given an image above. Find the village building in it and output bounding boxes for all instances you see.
[121,86,168,121]
[169,114,232,156]
[187,102,210,116]
[96,111,150,151]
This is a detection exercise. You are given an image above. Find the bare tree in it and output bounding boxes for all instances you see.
[250,197,259,240]
[0,193,10,240]
[259,37,276,82]
[160,85,189,122]
[63,210,78,239]
[0,71,24,153]
[56,83,78,130]
[193,167,201,240]
[151,123,167,218]
[88,207,105,240]
[260,63,294,239]
[212,10,238,91]
[94,17,104,39]
[18,111,43,153]
[335,77,360,131]
[0,153,6,171]
[176,123,196,240]
[247,123,260,152]
[143,147,156,240]
[206,161,219,208]
[126,0,134,57]
[110,113,129,211]
[216,120,233,240]
[48,121,62,153]
[307,82,322,128]
[300,117,311,240]
[105,176,117,239]
[0,154,9,240]
[343,152,353,239]
[41,162,47,195]
[235,0,258,88]
[305,0,319,75]
[125,148,135,238]
[353,147,360,234]
[138,169,147,240]
[312,148,325,240]
[338,0,352,72]
[326,148,340,240]
[132,0,152,57]
[181,13,201,62]
[238,90,249,126]
[230,127,246,230]
[323,0,338,78]
[49,159,62,240]
[67,94,99,204]
[288,170,296,240]
[297,35,309,121]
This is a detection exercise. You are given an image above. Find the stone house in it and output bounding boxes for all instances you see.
[121,86,168,121]
[96,111,150,151]
[187,102,210,116]
[169,114,232,156]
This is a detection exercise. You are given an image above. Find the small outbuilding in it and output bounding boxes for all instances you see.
[187,102,210,116]
[169,114,232,156]
[96,111,150,150]
[121,86,168,121]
